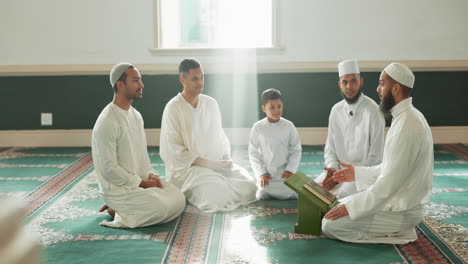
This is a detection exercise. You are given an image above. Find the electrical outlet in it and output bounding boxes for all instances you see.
[41,113,53,126]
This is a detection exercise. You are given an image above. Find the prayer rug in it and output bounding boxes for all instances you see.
[1,145,466,264]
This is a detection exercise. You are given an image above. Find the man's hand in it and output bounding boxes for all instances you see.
[321,167,337,191]
[140,179,162,189]
[324,204,349,220]
[332,162,355,183]
[193,157,233,175]
[281,171,293,179]
[211,160,233,176]
[148,173,163,188]
[258,174,272,187]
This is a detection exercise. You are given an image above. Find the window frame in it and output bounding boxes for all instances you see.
[148,0,282,55]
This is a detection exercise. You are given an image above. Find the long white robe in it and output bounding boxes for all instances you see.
[249,117,301,199]
[92,103,186,228]
[322,98,434,244]
[316,94,385,197]
[160,93,257,213]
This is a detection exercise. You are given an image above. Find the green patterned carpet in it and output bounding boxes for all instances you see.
[0,145,466,264]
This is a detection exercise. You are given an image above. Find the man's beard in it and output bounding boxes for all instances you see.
[341,89,362,104]
[379,93,395,117]
[125,88,142,100]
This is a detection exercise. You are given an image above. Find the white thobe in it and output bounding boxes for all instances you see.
[249,117,302,200]
[92,103,186,228]
[316,94,385,197]
[160,93,257,213]
[322,98,434,244]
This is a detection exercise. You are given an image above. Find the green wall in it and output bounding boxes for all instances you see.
[1,71,467,130]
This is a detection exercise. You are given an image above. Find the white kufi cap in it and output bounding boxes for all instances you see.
[384,62,415,88]
[110,63,133,87]
[338,60,360,77]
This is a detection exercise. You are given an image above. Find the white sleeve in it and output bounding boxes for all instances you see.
[345,131,416,220]
[285,124,302,173]
[354,164,382,191]
[140,114,152,179]
[92,119,142,189]
[215,101,231,159]
[364,110,385,166]
[248,125,267,178]
[159,105,198,173]
[324,112,339,170]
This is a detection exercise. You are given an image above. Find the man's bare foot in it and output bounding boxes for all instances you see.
[99,204,115,218]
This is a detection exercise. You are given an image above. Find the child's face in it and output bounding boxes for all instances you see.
[262,98,283,123]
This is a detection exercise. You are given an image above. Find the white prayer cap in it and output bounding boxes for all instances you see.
[338,60,360,77]
[383,62,415,88]
[110,63,133,87]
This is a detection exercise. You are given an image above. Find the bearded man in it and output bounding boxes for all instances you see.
[316,60,385,198]
[322,62,434,244]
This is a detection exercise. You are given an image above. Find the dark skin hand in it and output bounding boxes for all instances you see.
[321,167,338,191]
[193,158,233,176]
[281,171,293,179]
[259,173,272,187]
[260,171,292,187]
[99,204,115,218]
[332,162,355,183]
[324,204,349,220]
[324,162,356,220]
[140,173,163,188]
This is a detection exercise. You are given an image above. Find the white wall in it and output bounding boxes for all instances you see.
[1,0,468,65]
[280,0,468,61]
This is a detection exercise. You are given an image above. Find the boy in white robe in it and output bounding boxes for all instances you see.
[160,59,257,213]
[92,63,186,228]
[249,88,302,200]
[316,60,385,198]
[322,62,434,244]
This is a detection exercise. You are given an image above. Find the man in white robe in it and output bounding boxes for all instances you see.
[160,59,257,213]
[249,88,302,200]
[92,63,186,228]
[316,60,385,198]
[322,62,434,244]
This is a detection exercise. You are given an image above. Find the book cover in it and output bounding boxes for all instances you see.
[303,179,337,205]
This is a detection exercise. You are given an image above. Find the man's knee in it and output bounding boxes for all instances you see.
[256,188,271,200]
[321,218,342,239]
[173,189,187,205]
[191,183,233,202]
[258,188,296,200]
[321,218,333,235]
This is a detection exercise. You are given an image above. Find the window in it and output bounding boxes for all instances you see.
[151,0,279,53]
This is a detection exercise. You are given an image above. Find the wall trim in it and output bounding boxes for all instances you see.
[1,127,467,147]
[1,60,468,76]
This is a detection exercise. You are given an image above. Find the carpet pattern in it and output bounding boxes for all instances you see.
[0,145,466,264]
